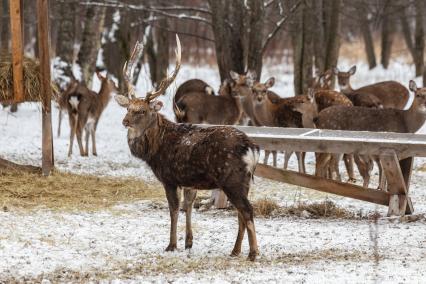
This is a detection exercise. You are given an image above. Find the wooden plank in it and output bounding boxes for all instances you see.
[380,152,413,216]
[9,0,24,102]
[254,164,390,206]
[400,157,414,214]
[37,0,54,176]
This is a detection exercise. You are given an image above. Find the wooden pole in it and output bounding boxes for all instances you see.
[9,0,24,102]
[37,0,54,176]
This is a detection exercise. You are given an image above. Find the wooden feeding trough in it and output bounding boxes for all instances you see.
[231,126,426,217]
[0,0,53,176]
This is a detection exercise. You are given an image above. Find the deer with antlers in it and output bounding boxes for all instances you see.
[115,36,260,261]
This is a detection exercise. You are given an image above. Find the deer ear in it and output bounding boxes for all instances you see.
[307,88,316,102]
[332,67,339,75]
[150,100,163,112]
[230,71,240,81]
[349,65,357,75]
[265,77,275,88]
[115,95,130,107]
[409,80,417,92]
[96,71,105,80]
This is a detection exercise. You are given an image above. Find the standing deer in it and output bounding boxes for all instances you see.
[315,80,426,188]
[174,78,243,125]
[333,65,409,109]
[66,72,117,157]
[174,78,214,106]
[250,77,318,173]
[115,36,260,261]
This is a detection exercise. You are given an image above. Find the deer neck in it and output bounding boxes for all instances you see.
[253,97,275,126]
[98,82,113,109]
[340,81,354,94]
[127,114,167,162]
[404,98,426,133]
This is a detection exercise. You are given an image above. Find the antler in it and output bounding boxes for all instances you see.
[123,41,144,98]
[145,35,182,102]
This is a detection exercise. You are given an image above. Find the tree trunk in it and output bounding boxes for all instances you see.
[54,0,77,90]
[146,18,169,87]
[359,6,376,69]
[246,0,264,80]
[0,0,9,52]
[291,0,314,96]
[381,0,395,69]
[76,5,106,88]
[414,0,424,77]
[209,0,245,82]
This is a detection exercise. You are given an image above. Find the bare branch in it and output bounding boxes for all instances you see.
[261,0,303,53]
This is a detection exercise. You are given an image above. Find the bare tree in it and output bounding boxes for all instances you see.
[0,0,9,52]
[146,17,169,87]
[76,4,106,88]
[358,2,377,69]
[380,0,396,69]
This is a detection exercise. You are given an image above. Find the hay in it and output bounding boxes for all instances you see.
[253,198,356,219]
[0,54,58,102]
[0,169,164,211]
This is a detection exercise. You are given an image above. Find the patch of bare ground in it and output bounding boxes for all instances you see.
[0,169,163,211]
[1,248,373,282]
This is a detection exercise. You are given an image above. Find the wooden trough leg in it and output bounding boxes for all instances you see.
[380,152,413,216]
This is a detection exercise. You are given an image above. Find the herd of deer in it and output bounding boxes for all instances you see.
[55,36,426,261]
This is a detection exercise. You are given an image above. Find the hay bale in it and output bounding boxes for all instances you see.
[0,54,58,102]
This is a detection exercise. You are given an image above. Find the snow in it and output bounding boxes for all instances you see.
[1,60,426,282]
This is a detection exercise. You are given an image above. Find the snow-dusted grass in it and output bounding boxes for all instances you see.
[1,61,426,282]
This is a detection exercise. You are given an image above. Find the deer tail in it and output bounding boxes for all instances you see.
[243,146,260,181]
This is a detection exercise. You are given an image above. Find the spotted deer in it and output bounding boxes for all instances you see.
[250,77,318,173]
[115,36,260,261]
[65,72,117,157]
[333,66,409,109]
[174,78,243,125]
[315,80,426,189]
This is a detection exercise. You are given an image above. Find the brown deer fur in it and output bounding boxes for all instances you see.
[334,65,409,109]
[174,79,243,124]
[316,80,426,187]
[174,78,214,105]
[65,72,117,157]
[116,37,260,261]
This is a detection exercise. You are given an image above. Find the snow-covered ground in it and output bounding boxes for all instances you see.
[1,61,426,282]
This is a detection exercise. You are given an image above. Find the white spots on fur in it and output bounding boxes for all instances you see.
[242,147,259,175]
[68,96,79,110]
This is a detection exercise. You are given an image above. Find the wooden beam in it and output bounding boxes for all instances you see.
[380,152,413,216]
[9,0,24,102]
[255,164,390,206]
[400,157,414,214]
[37,0,54,176]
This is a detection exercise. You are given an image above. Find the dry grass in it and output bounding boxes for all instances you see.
[253,198,356,219]
[0,169,163,211]
[0,54,59,102]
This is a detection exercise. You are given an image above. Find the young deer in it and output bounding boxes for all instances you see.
[174,78,243,125]
[333,66,409,109]
[251,77,318,173]
[65,72,117,157]
[315,80,426,188]
[115,36,260,261]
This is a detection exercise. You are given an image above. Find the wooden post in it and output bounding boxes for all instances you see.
[9,0,24,102]
[37,0,54,176]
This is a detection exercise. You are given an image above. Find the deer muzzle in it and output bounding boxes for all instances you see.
[123,118,130,128]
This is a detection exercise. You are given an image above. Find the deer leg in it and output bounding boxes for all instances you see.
[301,152,306,173]
[344,154,356,183]
[283,151,292,169]
[264,150,270,165]
[296,152,306,174]
[57,109,62,138]
[315,153,331,177]
[67,114,77,157]
[331,154,342,182]
[223,187,258,261]
[164,184,179,252]
[375,156,386,190]
[84,128,90,156]
[183,188,197,249]
[355,155,373,188]
[76,125,86,156]
[231,212,246,257]
[272,151,277,167]
[91,129,97,156]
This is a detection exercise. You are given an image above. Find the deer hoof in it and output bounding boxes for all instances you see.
[247,250,258,261]
[230,249,241,257]
[165,244,177,252]
[347,178,357,183]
